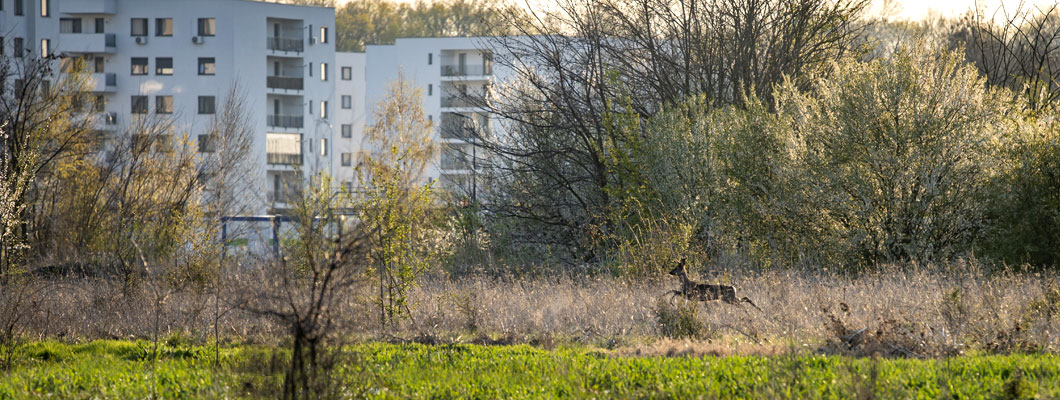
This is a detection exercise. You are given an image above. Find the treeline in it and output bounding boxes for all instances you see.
[458,0,1060,273]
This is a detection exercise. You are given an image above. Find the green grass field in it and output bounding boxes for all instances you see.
[1,340,1058,399]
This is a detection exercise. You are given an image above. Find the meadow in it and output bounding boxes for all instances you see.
[2,340,1060,399]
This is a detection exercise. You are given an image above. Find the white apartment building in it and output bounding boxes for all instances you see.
[333,51,365,192]
[1,0,338,214]
[363,37,510,199]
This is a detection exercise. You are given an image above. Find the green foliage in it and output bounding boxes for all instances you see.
[358,77,441,327]
[8,341,1060,399]
[983,114,1060,267]
[335,0,523,52]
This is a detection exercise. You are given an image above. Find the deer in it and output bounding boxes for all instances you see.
[666,258,761,311]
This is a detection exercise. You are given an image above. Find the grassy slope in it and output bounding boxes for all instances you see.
[2,340,1059,399]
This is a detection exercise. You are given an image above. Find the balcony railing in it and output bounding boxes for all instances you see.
[267,115,304,128]
[441,95,487,108]
[441,65,492,77]
[267,189,302,204]
[267,152,303,166]
[267,37,304,53]
[266,76,303,91]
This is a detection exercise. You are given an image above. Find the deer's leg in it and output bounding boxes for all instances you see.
[741,297,762,312]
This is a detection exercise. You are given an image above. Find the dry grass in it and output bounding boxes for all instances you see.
[11,260,1060,357]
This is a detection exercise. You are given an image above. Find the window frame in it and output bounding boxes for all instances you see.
[197,18,216,37]
[131,57,148,75]
[198,57,216,75]
[155,57,173,75]
[155,95,174,114]
[155,18,173,37]
[341,66,352,80]
[130,18,148,37]
[341,95,351,109]
[131,95,148,114]
[198,96,216,115]
[341,124,352,138]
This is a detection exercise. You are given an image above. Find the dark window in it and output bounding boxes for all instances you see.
[198,96,215,114]
[60,18,82,33]
[155,18,172,36]
[197,18,215,36]
[198,57,215,75]
[94,57,104,73]
[131,57,148,75]
[308,62,312,77]
[428,53,432,65]
[156,95,173,114]
[342,95,351,109]
[14,0,23,16]
[155,57,172,75]
[131,96,148,114]
[341,124,352,138]
[95,18,105,33]
[341,66,351,80]
[13,38,24,58]
[0,37,5,56]
[131,18,147,36]
[428,84,432,96]
[94,94,106,112]
[341,153,351,166]
[198,134,216,153]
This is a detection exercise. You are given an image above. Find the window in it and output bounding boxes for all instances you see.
[94,57,104,73]
[131,96,148,114]
[130,18,147,36]
[197,18,215,37]
[40,39,49,57]
[320,26,328,43]
[341,66,351,80]
[341,152,352,166]
[198,57,215,75]
[94,94,106,112]
[14,0,23,16]
[40,0,48,17]
[428,53,432,65]
[95,18,105,34]
[308,100,312,115]
[341,124,352,138]
[198,134,216,153]
[14,38,24,58]
[428,84,432,96]
[156,95,173,114]
[341,95,351,109]
[320,63,327,81]
[320,138,327,156]
[155,57,172,75]
[308,62,313,77]
[0,37,5,56]
[198,96,215,114]
[320,101,327,119]
[60,18,82,33]
[131,57,148,75]
[155,18,173,36]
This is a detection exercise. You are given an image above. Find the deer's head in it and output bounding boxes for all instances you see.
[668,258,687,276]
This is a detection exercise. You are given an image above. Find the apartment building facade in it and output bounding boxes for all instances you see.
[363,37,509,198]
[1,0,338,214]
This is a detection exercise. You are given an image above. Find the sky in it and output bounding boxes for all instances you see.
[336,0,1058,21]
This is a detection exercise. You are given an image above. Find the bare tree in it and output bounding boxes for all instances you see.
[951,2,1060,112]
[475,0,868,261]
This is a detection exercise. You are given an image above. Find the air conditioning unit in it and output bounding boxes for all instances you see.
[135,36,148,45]
[192,36,204,44]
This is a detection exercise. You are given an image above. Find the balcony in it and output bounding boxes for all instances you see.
[441,95,487,108]
[267,189,302,204]
[267,115,303,129]
[90,73,117,92]
[56,33,117,54]
[267,152,303,166]
[266,76,303,92]
[441,65,492,77]
[267,37,304,53]
[58,0,116,14]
